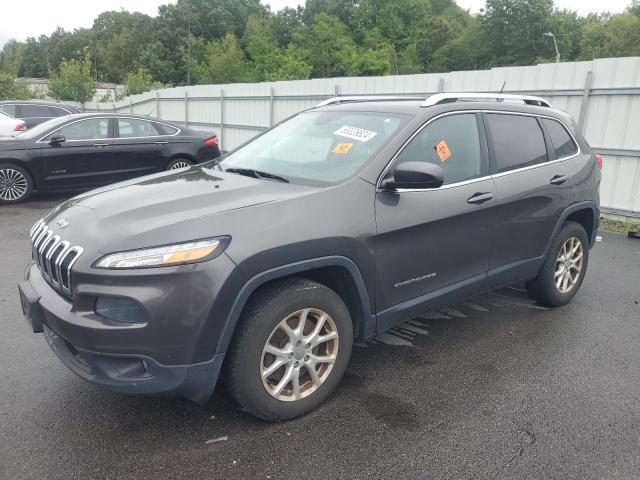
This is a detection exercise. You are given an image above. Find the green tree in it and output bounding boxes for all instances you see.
[481,0,554,66]
[293,13,357,78]
[126,68,163,95]
[48,52,96,103]
[0,73,32,100]
[193,33,253,84]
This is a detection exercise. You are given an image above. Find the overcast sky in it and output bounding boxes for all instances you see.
[0,0,633,48]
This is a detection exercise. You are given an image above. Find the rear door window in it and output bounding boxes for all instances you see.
[395,113,483,185]
[20,104,53,118]
[486,114,548,173]
[117,118,163,138]
[541,118,578,158]
[48,106,72,117]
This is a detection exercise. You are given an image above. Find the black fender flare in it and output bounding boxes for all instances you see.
[214,256,374,357]
[544,201,598,257]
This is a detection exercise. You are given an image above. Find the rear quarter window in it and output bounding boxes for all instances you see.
[0,104,17,116]
[541,118,578,158]
[486,114,548,173]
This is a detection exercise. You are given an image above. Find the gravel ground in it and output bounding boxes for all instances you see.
[1,194,639,480]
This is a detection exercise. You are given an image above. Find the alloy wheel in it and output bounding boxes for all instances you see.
[0,168,28,202]
[555,236,584,293]
[170,161,191,170]
[260,308,339,402]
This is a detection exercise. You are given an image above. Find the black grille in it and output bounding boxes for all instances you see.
[30,220,83,296]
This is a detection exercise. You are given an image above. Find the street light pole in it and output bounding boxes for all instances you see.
[543,32,560,63]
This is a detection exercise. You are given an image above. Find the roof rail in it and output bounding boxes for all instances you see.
[317,96,425,107]
[422,92,551,108]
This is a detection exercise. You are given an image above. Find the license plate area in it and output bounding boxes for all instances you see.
[18,281,44,333]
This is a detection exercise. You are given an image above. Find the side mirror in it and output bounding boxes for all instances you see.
[49,134,66,145]
[381,161,444,191]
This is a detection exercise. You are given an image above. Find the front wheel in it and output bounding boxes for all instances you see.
[0,164,33,204]
[526,221,589,307]
[224,278,353,422]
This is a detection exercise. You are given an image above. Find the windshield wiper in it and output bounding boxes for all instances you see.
[224,167,289,183]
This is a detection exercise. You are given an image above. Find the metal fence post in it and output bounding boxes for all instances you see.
[156,91,161,118]
[269,86,275,127]
[184,91,189,127]
[130,99,133,114]
[438,77,445,93]
[112,102,116,113]
[334,84,340,97]
[220,89,225,152]
[578,70,594,133]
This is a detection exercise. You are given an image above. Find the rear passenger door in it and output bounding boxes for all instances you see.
[112,117,172,179]
[485,113,577,289]
[374,112,498,330]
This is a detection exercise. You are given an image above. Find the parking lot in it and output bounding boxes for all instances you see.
[0,194,639,480]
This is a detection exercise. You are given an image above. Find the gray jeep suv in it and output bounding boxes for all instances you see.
[18,93,601,421]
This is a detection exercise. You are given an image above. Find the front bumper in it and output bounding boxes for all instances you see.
[18,256,237,402]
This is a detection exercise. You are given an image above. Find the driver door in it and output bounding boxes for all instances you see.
[40,117,114,190]
[374,112,498,330]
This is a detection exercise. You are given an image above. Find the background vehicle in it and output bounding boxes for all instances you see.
[0,111,26,137]
[19,94,600,421]
[0,113,220,203]
[0,101,81,129]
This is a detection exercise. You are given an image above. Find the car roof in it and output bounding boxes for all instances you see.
[0,100,78,107]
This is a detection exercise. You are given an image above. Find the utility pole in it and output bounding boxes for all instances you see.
[543,32,560,63]
[187,24,191,86]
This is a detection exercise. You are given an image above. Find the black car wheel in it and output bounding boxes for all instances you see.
[526,221,589,307]
[167,158,193,170]
[0,164,33,204]
[224,278,353,422]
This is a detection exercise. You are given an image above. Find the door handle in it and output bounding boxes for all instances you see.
[154,141,169,145]
[550,175,568,185]
[467,192,494,205]
[93,143,109,148]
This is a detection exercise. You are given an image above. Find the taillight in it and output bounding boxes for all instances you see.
[595,153,603,169]
[13,122,27,134]
[203,135,218,147]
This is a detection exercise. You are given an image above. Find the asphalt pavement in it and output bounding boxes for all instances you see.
[1,194,639,479]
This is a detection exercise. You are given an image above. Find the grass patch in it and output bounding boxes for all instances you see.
[599,217,640,234]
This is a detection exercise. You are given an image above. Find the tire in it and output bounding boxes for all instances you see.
[0,163,33,204]
[526,221,589,307]
[224,278,353,422]
[166,158,193,170]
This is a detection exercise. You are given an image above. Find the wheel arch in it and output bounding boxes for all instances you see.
[545,202,598,257]
[214,256,375,358]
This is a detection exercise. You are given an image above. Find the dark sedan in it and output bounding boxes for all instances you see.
[0,101,81,129]
[0,113,220,203]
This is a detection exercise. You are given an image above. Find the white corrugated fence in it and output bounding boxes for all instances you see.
[84,57,640,218]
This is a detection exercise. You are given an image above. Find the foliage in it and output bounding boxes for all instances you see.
[47,52,96,103]
[2,0,640,88]
[126,68,164,95]
[0,73,32,100]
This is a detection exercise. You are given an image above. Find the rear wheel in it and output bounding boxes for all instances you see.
[224,278,353,422]
[0,164,33,204]
[526,221,589,307]
[166,158,193,170]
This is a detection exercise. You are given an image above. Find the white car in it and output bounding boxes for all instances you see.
[0,111,26,137]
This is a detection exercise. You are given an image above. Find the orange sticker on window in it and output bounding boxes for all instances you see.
[331,142,354,154]
[435,140,452,162]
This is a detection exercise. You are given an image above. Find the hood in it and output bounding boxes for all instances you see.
[43,166,317,256]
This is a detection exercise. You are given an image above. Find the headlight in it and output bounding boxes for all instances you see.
[94,237,229,269]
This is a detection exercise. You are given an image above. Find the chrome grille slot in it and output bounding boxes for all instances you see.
[29,221,83,296]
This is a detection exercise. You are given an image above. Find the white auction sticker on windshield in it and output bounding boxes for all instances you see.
[334,125,378,143]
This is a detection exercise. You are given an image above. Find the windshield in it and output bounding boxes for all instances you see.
[15,116,70,139]
[220,111,407,185]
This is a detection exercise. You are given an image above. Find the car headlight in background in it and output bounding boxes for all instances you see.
[94,237,230,269]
